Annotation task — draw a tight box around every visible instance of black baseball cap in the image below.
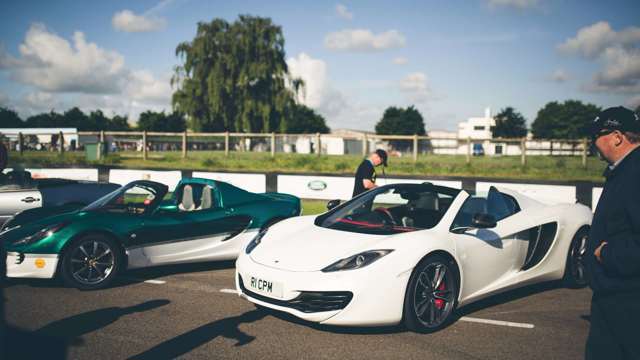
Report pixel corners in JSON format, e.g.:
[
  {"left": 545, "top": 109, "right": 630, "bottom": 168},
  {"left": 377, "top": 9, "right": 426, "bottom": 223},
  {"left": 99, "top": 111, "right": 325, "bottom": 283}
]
[
  {"left": 591, "top": 106, "right": 640, "bottom": 136},
  {"left": 375, "top": 149, "right": 388, "bottom": 167}
]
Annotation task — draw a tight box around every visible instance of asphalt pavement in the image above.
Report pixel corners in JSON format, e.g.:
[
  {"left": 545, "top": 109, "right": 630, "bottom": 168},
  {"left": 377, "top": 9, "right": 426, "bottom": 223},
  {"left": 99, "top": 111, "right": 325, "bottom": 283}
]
[{"left": 3, "top": 261, "right": 592, "bottom": 360}]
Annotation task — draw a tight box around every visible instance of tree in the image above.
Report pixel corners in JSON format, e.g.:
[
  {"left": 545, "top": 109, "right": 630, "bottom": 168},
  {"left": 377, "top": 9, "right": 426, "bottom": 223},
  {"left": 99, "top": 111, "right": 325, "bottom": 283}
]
[
  {"left": 63, "top": 107, "right": 89, "bottom": 130},
  {"left": 635, "top": 105, "right": 639, "bottom": 116},
  {"left": 137, "top": 111, "right": 186, "bottom": 132},
  {"left": 492, "top": 107, "right": 527, "bottom": 138},
  {"left": 286, "top": 104, "right": 329, "bottom": 133},
  {"left": 375, "top": 106, "right": 426, "bottom": 151},
  {"left": 531, "top": 100, "right": 601, "bottom": 139},
  {"left": 375, "top": 106, "right": 426, "bottom": 135},
  {"left": 109, "top": 115, "right": 130, "bottom": 131},
  {"left": 0, "top": 107, "right": 24, "bottom": 128},
  {"left": 172, "top": 16, "right": 303, "bottom": 133},
  {"left": 25, "top": 111, "right": 64, "bottom": 128}
]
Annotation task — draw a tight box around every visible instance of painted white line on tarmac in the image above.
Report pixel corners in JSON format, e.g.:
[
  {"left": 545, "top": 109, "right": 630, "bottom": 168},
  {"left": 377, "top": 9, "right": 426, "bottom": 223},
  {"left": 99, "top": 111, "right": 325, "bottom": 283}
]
[
  {"left": 220, "top": 288, "right": 239, "bottom": 294},
  {"left": 123, "top": 277, "right": 166, "bottom": 285},
  {"left": 459, "top": 316, "right": 534, "bottom": 329}
]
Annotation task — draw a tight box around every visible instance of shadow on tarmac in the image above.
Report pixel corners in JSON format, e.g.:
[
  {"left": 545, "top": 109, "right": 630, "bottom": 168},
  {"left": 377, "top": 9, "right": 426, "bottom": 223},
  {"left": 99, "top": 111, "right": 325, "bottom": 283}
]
[
  {"left": 4, "top": 299, "right": 170, "bottom": 360},
  {"left": 128, "top": 308, "right": 267, "bottom": 360},
  {"left": 6, "top": 259, "right": 236, "bottom": 290}
]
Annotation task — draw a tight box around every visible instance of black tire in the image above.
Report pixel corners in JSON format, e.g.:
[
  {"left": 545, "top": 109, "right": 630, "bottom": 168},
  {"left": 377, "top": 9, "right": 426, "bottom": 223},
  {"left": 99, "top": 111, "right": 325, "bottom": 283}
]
[
  {"left": 563, "top": 227, "right": 590, "bottom": 289},
  {"left": 403, "top": 254, "right": 458, "bottom": 333},
  {"left": 60, "top": 234, "right": 123, "bottom": 290}
]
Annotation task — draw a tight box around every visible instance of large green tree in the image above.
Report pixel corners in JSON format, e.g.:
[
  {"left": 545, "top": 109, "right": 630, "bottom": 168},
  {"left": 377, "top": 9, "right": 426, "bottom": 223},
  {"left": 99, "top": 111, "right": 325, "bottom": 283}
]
[
  {"left": 375, "top": 106, "right": 426, "bottom": 135},
  {"left": 172, "top": 15, "right": 303, "bottom": 133},
  {"left": 287, "top": 104, "right": 329, "bottom": 133},
  {"left": 0, "top": 107, "right": 24, "bottom": 128},
  {"left": 137, "top": 111, "right": 186, "bottom": 132},
  {"left": 492, "top": 107, "right": 528, "bottom": 138},
  {"left": 635, "top": 104, "right": 639, "bottom": 116},
  {"left": 531, "top": 100, "right": 601, "bottom": 139}
]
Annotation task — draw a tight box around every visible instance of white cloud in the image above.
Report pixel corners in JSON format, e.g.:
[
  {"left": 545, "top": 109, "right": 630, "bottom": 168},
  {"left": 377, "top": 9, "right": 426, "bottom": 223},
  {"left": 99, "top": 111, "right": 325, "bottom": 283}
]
[
  {"left": 487, "top": 0, "right": 539, "bottom": 9},
  {"left": 627, "top": 95, "right": 640, "bottom": 110},
  {"left": 5, "top": 24, "right": 126, "bottom": 94},
  {"left": 324, "top": 29, "right": 406, "bottom": 52},
  {"left": 286, "top": 52, "right": 348, "bottom": 120},
  {"left": 400, "top": 72, "right": 432, "bottom": 104},
  {"left": 0, "top": 24, "right": 172, "bottom": 122},
  {"left": 558, "top": 21, "right": 640, "bottom": 59},
  {"left": 112, "top": 10, "right": 166, "bottom": 33},
  {"left": 392, "top": 57, "right": 408, "bottom": 65},
  {"left": 0, "top": 92, "right": 8, "bottom": 107},
  {"left": 550, "top": 69, "right": 569, "bottom": 83},
  {"left": 335, "top": 4, "right": 353, "bottom": 20},
  {"left": 560, "top": 22, "right": 640, "bottom": 95}
]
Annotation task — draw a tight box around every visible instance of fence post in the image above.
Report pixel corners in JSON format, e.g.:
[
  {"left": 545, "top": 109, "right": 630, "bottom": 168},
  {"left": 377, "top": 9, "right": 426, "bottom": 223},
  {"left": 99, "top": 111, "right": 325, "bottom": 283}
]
[
  {"left": 271, "top": 132, "right": 275, "bottom": 158},
  {"left": 466, "top": 137, "right": 471, "bottom": 164},
  {"left": 59, "top": 131, "right": 64, "bottom": 154},
  {"left": 521, "top": 137, "right": 527, "bottom": 166},
  {"left": 224, "top": 131, "right": 230, "bottom": 156},
  {"left": 362, "top": 133, "right": 368, "bottom": 156},
  {"left": 18, "top": 132, "right": 23, "bottom": 155},
  {"left": 582, "top": 138, "right": 588, "bottom": 168},
  {"left": 142, "top": 131, "right": 148, "bottom": 160},
  {"left": 99, "top": 130, "right": 105, "bottom": 160},
  {"left": 316, "top": 132, "right": 321, "bottom": 156},
  {"left": 182, "top": 131, "right": 187, "bottom": 159},
  {"left": 413, "top": 134, "right": 418, "bottom": 163}
]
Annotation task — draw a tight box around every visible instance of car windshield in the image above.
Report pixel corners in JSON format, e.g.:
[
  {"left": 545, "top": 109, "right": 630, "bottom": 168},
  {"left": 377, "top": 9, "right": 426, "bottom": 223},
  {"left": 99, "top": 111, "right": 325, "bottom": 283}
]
[
  {"left": 316, "top": 183, "right": 460, "bottom": 235},
  {"left": 82, "top": 182, "right": 162, "bottom": 214}
]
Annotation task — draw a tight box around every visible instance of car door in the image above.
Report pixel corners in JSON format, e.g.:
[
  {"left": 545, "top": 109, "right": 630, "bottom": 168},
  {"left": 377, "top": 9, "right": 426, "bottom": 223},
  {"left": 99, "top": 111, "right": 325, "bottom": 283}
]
[
  {"left": 450, "top": 188, "right": 532, "bottom": 300},
  {"left": 132, "top": 184, "right": 252, "bottom": 265},
  {"left": 0, "top": 186, "right": 42, "bottom": 225}
]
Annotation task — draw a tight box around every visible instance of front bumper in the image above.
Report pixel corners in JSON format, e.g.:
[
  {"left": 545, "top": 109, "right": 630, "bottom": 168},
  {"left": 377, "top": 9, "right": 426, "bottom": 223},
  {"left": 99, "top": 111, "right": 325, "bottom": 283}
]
[
  {"left": 6, "top": 252, "right": 59, "bottom": 279},
  {"left": 235, "top": 252, "right": 411, "bottom": 326}
]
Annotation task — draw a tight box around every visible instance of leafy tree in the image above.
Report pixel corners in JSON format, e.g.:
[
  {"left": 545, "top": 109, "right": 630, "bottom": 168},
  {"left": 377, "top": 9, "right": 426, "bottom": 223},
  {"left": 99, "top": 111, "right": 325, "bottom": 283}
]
[
  {"left": 137, "top": 111, "right": 186, "bottom": 132},
  {"left": 531, "top": 100, "right": 601, "bottom": 139},
  {"left": 635, "top": 104, "right": 639, "bottom": 116},
  {"left": 25, "top": 111, "right": 65, "bottom": 128},
  {"left": 62, "top": 107, "right": 89, "bottom": 130},
  {"left": 375, "top": 106, "right": 426, "bottom": 135},
  {"left": 375, "top": 106, "right": 426, "bottom": 151},
  {"left": 172, "top": 15, "right": 303, "bottom": 133},
  {"left": 0, "top": 107, "right": 24, "bottom": 128},
  {"left": 492, "top": 107, "right": 528, "bottom": 138},
  {"left": 109, "top": 115, "right": 130, "bottom": 131},
  {"left": 286, "top": 104, "right": 329, "bottom": 133}
]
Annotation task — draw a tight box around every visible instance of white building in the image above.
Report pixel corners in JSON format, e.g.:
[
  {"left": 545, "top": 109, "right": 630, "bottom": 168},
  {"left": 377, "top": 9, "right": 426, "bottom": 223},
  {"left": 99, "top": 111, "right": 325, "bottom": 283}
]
[{"left": 457, "top": 108, "right": 496, "bottom": 140}]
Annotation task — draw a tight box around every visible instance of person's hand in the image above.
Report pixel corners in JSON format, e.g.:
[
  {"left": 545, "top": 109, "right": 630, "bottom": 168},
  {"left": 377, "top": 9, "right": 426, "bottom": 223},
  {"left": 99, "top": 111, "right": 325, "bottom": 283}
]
[{"left": 595, "top": 242, "right": 607, "bottom": 263}]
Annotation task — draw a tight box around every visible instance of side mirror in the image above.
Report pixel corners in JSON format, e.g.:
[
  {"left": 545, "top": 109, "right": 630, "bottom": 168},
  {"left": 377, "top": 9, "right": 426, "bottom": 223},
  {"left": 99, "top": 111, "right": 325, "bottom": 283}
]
[
  {"left": 472, "top": 213, "right": 497, "bottom": 229},
  {"left": 326, "top": 199, "right": 341, "bottom": 211}
]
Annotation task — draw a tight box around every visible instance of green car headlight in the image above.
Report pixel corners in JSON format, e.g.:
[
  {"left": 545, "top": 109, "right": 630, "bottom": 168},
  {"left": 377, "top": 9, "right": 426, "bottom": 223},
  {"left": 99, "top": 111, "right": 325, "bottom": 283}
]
[
  {"left": 13, "top": 222, "right": 69, "bottom": 246},
  {"left": 321, "top": 250, "right": 394, "bottom": 272},
  {"left": 245, "top": 229, "right": 268, "bottom": 254}
]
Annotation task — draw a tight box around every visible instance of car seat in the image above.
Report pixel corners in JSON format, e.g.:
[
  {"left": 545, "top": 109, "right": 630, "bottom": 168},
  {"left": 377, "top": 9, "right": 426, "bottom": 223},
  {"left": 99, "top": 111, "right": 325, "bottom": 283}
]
[
  {"left": 197, "top": 186, "right": 213, "bottom": 210},
  {"left": 179, "top": 185, "right": 196, "bottom": 211}
]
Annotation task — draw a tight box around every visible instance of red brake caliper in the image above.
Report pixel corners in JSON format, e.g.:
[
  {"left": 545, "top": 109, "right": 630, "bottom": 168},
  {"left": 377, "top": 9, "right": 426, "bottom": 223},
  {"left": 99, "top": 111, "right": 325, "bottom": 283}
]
[{"left": 434, "top": 281, "right": 446, "bottom": 309}]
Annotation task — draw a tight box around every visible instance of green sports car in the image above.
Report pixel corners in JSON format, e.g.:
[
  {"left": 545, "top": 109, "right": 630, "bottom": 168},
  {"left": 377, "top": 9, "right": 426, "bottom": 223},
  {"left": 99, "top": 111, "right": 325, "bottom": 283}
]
[{"left": 3, "top": 177, "right": 300, "bottom": 289}]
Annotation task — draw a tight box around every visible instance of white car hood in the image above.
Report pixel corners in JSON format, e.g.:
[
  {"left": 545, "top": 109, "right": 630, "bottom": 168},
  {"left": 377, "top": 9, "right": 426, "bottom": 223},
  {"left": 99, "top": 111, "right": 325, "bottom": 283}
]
[{"left": 249, "top": 215, "right": 388, "bottom": 272}]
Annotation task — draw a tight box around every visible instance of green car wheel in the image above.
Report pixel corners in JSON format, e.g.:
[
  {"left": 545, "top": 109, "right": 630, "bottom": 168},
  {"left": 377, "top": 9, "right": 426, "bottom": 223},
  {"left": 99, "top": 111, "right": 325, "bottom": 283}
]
[{"left": 61, "top": 234, "right": 123, "bottom": 290}]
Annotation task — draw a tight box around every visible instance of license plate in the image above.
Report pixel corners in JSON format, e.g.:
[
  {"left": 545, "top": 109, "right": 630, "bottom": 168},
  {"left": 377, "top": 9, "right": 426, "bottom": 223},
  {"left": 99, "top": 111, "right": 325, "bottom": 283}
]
[{"left": 247, "top": 275, "right": 283, "bottom": 299}]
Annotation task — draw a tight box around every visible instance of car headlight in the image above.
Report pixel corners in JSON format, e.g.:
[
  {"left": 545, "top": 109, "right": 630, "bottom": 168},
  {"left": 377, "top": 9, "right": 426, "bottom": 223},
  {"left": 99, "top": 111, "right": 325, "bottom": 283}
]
[
  {"left": 13, "top": 222, "right": 69, "bottom": 246},
  {"left": 321, "top": 250, "right": 394, "bottom": 272},
  {"left": 245, "top": 229, "right": 268, "bottom": 254}
]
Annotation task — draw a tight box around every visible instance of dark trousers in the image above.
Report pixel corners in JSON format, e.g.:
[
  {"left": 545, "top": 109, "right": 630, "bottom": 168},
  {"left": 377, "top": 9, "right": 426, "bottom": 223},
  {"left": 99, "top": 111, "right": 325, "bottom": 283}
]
[{"left": 586, "top": 292, "right": 640, "bottom": 360}]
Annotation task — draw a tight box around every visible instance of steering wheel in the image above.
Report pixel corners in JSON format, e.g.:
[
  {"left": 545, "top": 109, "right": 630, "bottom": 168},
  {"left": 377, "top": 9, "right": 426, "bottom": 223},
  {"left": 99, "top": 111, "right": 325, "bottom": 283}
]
[{"left": 374, "top": 207, "right": 397, "bottom": 226}]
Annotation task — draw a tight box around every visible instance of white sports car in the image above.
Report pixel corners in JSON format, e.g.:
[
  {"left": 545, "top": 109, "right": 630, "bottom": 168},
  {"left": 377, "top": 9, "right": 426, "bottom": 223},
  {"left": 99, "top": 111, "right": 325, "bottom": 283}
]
[{"left": 235, "top": 183, "right": 592, "bottom": 332}]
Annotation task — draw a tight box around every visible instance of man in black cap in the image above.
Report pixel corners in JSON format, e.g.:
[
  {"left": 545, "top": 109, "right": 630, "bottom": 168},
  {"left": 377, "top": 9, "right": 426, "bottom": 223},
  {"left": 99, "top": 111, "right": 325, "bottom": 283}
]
[
  {"left": 352, "top": 149, "right": 387, "bottom": 197},
  {"left": 585, "top": 106, "right": 640, "bottom": 360}
]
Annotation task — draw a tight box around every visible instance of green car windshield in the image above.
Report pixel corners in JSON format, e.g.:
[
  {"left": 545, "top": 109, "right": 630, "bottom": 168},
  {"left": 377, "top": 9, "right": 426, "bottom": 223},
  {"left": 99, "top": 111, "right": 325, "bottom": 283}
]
[{"left": 82, "top": 181, "right": 167, "bottom": 215}]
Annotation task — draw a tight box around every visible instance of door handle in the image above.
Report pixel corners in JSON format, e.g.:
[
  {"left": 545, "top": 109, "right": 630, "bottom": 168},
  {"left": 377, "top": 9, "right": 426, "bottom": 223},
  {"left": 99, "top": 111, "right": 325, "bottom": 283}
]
[
  {"left": 21, "top": 197, "right": 40, "bottom": 203},
  {"left": 225, "top": 208, "right": 235, "bottom": 215}
]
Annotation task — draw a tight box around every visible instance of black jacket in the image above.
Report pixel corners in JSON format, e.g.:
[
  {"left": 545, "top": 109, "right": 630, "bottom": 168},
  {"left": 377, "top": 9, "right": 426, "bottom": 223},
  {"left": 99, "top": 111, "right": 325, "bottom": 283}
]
[{"left": 586, "top": 146, "right": 640, "bottom": 294}]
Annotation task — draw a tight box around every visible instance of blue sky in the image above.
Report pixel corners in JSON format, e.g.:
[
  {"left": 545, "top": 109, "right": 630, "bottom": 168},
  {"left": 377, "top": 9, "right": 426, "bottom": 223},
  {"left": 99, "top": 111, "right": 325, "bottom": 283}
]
[{"left": 0, "top": 0, "right": 638, "bottom": 131}]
